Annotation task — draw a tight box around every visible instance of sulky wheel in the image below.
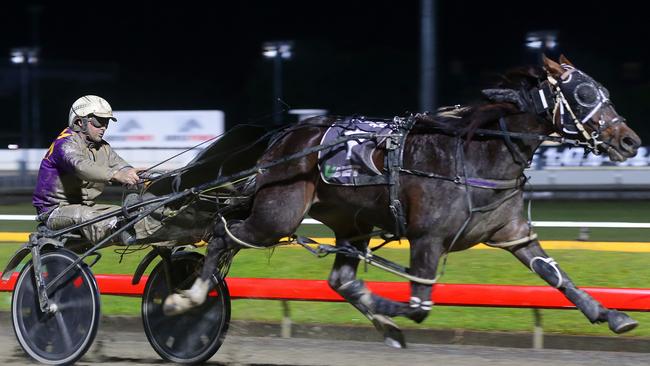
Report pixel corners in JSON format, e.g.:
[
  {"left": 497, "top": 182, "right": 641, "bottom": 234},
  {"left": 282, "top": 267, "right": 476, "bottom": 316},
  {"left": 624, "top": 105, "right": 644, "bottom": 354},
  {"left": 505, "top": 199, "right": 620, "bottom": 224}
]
[
  {"left": 11, "top": 248, "right": 100, "bottom": 365},
  {"left": 142, "top": 251, "right": 231, "bottom": 364}
]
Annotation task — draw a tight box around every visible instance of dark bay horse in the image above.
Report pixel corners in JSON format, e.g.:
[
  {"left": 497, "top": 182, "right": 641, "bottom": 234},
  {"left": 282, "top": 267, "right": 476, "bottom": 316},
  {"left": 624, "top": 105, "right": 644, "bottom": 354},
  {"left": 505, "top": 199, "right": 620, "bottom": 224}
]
[{"left": 164, "top": 55, "right": 642, "bottom": 347}]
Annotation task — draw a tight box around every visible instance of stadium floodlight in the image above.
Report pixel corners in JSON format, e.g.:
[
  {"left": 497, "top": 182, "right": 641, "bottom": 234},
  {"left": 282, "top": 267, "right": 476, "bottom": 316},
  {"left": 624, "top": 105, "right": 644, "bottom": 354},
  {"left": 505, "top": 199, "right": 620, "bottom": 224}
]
[
  {"left": 262, "top": 41, "right": 293, "bottom": 59},
  {"left": 262, "top": 41, "right": 294, "bottom": 124},
  {"left": 525, "top": 31, "right": 558, "bottom": 50},
  {"left": 10, "top": 47, "right": 39, "bottom": 64}
]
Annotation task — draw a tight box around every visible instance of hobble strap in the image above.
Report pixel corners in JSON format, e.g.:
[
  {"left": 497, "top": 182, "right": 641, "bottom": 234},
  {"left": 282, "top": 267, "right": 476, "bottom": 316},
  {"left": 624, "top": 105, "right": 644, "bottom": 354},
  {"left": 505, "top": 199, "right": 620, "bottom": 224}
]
[
  {"left": 530, "top": 256, "right": 563, "bottom": 289},
  {"left": 485, "top": 233, "right": 538, "bottom": 248}
]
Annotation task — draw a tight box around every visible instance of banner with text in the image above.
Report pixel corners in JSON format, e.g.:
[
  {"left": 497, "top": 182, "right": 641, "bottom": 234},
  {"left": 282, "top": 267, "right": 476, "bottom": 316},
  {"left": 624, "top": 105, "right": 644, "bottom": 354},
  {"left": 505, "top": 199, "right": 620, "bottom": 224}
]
[
  {"left": 530, "top": 146, "right": 650, "bottom": 169},
  {"left": 104, "top": 110, "right": 224, "bottom": 148}
]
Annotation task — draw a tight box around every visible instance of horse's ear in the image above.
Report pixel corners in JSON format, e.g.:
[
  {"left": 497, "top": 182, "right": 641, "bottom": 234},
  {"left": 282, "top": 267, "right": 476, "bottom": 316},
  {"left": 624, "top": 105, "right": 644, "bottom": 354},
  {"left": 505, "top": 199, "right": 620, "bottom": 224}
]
[
  {"left": 542, "top": 54, "right": 564, "bottom": 77},
  {"left": 559, "top": 54, "right": 574, "bottom": 66}
]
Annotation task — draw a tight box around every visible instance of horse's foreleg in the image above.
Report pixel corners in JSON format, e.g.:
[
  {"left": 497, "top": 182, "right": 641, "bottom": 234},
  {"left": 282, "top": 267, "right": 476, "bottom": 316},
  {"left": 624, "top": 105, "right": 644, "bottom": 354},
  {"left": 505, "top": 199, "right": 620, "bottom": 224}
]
[
  {"left": 509, "top": 240, "right": 638, "bottom": 333},
  {"left": 404, "top": 237, "right": 445, "bottom": 323}
]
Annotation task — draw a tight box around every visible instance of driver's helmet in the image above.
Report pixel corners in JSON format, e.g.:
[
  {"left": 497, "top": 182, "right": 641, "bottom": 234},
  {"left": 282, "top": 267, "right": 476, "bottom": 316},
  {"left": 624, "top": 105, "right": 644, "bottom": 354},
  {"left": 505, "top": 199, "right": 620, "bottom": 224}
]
[{"left": 68, "top": 95, "right": 117, "bottom": 128}]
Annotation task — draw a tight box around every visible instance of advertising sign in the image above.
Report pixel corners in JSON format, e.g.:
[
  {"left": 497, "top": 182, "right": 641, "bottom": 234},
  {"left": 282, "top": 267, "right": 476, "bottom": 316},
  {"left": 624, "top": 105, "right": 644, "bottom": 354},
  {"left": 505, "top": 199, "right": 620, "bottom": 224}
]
[
  {"left": 531, "top": 146, "right": 650, "bottom": 169},
  {"left": 104, "top": 110, "right": 224, "bottom": 148}
]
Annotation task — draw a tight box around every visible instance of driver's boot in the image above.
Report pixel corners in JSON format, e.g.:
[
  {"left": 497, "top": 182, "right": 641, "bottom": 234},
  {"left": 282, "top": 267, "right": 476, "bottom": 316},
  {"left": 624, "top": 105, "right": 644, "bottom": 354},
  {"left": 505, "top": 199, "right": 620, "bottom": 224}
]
[
  {"left": 114, "top": 220, "right": 137, "bottom": 245},
  {"left": 119, "top": 230, "right": 137, "bottom": 245}
]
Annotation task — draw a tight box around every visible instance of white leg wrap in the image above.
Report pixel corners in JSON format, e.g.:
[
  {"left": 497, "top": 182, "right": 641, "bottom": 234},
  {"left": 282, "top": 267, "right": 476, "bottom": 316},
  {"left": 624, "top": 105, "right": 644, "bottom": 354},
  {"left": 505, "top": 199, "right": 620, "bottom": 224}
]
[
  {"left": 409, "top": 296, "right": 433, "bottom": 310},
  {"left": 409, "top": 296, "right": 422, "bottom": 308},
  {"left": 162, "top": 278, "right": 211, "bottom": 316}
]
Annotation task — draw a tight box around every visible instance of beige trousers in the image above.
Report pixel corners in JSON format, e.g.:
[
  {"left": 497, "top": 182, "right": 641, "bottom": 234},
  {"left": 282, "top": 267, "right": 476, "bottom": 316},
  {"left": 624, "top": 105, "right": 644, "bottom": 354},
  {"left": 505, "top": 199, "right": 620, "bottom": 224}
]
[{"left": 46, "top": 204, "right": 161, "bottom": 244}]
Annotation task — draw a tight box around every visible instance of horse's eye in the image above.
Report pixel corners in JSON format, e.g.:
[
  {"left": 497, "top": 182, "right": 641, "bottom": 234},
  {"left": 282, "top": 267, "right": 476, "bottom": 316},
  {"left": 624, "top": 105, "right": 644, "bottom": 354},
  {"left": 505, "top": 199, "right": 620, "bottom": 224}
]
[{"left": 574, "top": 83, "right": 600, "bottom": 107}]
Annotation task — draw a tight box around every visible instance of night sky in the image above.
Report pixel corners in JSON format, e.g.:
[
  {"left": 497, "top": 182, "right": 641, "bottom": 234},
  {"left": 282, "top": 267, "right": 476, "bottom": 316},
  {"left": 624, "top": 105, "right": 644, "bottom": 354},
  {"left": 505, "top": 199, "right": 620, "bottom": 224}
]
[{"left": 2, "top": 1, "right": 650, "bottom": 147}]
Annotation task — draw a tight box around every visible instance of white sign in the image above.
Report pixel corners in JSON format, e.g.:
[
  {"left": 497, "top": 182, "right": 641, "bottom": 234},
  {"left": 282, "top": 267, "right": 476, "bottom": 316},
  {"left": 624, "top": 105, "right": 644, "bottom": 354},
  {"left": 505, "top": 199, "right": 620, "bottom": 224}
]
[
  {"left": 104, "top": 110, "right": 224, "bottom": 148},
  {"left": 531, "top": 146, "right": 650, "bottom": 169}
]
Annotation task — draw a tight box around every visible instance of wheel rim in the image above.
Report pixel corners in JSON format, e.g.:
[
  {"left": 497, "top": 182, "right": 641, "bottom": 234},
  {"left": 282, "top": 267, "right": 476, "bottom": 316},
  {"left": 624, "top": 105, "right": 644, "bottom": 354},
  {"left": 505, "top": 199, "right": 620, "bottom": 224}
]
[
  {"left": 12, "top": 250, "right": 99, "bottom": 365},
  {"left": 143, "top": 254, "right": 230, "bottom": 363}
]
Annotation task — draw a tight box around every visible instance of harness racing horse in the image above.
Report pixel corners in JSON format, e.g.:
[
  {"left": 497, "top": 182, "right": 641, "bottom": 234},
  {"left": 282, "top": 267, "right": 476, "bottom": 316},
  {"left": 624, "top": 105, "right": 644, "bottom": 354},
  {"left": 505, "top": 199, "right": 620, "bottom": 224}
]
[{"left": 164, "top": 55, "right": 642, "bottom": 347}]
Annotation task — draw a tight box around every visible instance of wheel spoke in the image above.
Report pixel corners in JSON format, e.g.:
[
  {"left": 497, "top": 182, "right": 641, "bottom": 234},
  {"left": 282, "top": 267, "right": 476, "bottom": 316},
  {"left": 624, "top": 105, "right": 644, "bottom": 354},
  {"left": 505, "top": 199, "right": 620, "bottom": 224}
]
[
  {"left": 25, "top": 318, "right": 46, "bottom": 340},
  {"left": 55, "top": 297, "right": 93, "bottom": 312},
  {"left": 55, "top": 311, "right": 74, "bottom": 350}
]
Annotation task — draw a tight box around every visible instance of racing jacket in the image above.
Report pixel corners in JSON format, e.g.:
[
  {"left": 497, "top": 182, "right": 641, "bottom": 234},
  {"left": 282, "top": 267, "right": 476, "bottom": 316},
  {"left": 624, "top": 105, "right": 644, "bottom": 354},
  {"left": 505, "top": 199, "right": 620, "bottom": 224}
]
[{"left": 33, "top": 128, "right": 131, "bottom": 217}]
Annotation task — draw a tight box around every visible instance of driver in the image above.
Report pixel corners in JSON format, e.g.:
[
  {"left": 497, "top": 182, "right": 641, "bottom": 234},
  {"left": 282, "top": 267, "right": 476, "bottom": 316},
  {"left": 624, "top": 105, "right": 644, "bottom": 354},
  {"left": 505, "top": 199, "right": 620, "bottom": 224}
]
[{"left": 33, "top": 95, "right": 143, "bottom": 244}]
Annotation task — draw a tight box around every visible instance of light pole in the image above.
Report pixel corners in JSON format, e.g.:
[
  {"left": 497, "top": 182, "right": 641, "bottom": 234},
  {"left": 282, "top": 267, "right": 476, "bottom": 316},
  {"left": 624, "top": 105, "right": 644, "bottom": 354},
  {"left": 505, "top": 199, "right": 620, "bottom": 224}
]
[
  {"left": 10, "top": 47, "right": 39, "bottom": 149},
  {"left": 419, "top": 0, "right": 437, "bottom": 113},
  {"left": 262, "top": 41, "right": 293, "bottom": 125}
]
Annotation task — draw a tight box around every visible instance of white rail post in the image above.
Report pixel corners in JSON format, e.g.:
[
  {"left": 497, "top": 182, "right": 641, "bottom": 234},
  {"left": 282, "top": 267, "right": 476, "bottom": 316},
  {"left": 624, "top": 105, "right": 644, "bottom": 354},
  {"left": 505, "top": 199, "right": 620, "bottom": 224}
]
[
  {"left": 532, "top": 309, "right": 544, "bottom": 349},
  {"left": 281, "top": 300, "right": 292, "bottom": 338},
  {"left": 577, "top": 227, "right": 590, "bottom": 241}
]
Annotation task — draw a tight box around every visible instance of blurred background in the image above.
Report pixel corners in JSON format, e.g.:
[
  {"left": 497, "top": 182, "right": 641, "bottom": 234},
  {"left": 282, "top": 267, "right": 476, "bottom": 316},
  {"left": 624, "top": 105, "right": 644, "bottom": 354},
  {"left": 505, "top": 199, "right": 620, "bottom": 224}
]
[
  {"left": 1, "top": 0, "right": 649, "bottom": 198},
  {"left": 0, "top": 0, "right": 648, "bottom": 185},
  {"left": 2, "top": 1, "right": 650, "bottom": 139}
]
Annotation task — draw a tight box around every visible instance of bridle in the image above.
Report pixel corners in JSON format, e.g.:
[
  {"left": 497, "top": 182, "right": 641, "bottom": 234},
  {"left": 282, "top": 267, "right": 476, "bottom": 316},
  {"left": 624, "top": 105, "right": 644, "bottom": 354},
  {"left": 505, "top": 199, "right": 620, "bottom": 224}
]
[{"left": 528, "top": 64, "right": 624, "bottom": 155}]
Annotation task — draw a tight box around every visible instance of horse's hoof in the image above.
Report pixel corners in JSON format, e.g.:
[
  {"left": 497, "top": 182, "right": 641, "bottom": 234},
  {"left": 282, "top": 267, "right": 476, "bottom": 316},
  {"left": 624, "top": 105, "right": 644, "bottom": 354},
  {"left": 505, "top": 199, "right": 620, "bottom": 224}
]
[
  {"left": 608, "top": 310, "right": 638, "bottom": 334},
  {"left": 162, "top": 293, "right": 194, "bottom": 316},
  {"left": 384, "top": 334, "right": 405, "bottom": 349},
  {"left": 372, "top": 314, "right": 407, "bottom": 348}
]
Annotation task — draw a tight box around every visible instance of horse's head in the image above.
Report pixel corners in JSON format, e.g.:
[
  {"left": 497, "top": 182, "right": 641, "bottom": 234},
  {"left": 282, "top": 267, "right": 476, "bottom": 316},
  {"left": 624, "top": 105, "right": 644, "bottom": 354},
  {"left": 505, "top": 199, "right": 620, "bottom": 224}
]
[{"left": 542, "top": 55, "right": 641, "bottom": 161}]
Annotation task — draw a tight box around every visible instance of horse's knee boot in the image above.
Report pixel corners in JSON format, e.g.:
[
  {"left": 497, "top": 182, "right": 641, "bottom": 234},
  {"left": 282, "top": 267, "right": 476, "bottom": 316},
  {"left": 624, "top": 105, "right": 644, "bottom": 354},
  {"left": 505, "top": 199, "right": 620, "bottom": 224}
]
[
  {"left": 369, "top": 294, "right": 410, "bottom": 318},
  {"left": 337, "top": 280, "right": 373, "bottom": 311},
  {"left": 530, "top": 257, "right": 564, "bottom": 288},
  {"left": 338, "top": 280, "right": 408, "bottom": 317},
  {"left": 607, "top": 310, "right": 638, "bottom": 334}
]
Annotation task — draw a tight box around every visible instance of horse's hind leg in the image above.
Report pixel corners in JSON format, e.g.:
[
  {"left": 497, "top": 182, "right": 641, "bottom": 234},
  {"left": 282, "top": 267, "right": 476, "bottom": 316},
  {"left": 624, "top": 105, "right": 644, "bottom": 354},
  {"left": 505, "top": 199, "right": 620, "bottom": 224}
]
[
  {"left": 507, "top": 239, "right": 638, "bottom": 333},
  {"left": 164, "top": 178, "right": 316, "bottom": 315},
  {"left": 327, "top": 237, "right": 406, "bottom": 348},
  {"left": 325, "top": 221, "right": 420, "bottom": 348}
]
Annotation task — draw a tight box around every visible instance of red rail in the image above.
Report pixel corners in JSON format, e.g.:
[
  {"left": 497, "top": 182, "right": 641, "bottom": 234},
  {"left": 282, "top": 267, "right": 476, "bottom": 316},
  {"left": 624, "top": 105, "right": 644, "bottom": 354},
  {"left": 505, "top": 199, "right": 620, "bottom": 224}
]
[{"left": 2, "top": 272, "right": 650, "bottom": 311}]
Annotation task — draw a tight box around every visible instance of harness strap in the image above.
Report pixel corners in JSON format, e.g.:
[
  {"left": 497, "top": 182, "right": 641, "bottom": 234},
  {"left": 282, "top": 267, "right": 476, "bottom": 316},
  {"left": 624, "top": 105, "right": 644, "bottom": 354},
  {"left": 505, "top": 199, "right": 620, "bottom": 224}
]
[
  {"left": 470, "top": 189, "right": 521, "bottom": 213},
  {"left": 498, "top": 117, "right": 528, "bottom": 166},
  {"left": 400, "top": 168, "right": 525, "bottom": 190},
  {"left": 484, "top": 233, "right": 538, "bottom": 248},
  {"left": 386, "top": 115, "right": 417, "bottom": 236}
]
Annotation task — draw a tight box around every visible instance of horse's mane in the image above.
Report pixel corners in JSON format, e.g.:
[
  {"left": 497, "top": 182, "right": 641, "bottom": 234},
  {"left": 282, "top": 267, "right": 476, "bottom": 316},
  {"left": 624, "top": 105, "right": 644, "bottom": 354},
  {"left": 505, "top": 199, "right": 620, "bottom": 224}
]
[{"left": 414, "top": 65, "right": 546, "bottom": 138}]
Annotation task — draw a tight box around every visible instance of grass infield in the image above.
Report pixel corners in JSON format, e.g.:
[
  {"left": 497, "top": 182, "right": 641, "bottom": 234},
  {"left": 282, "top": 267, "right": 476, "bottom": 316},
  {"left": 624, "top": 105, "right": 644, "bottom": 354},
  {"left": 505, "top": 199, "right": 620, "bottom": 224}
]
[{"left": 1, "top": 200, "right": 649, "bottom": 336}]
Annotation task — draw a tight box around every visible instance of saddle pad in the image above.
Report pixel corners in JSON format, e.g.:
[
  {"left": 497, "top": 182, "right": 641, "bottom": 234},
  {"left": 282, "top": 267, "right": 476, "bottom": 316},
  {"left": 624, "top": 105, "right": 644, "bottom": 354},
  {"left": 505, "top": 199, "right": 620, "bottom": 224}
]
[{"left": 318, "top": 117, "right": 392, "bottom": 186}]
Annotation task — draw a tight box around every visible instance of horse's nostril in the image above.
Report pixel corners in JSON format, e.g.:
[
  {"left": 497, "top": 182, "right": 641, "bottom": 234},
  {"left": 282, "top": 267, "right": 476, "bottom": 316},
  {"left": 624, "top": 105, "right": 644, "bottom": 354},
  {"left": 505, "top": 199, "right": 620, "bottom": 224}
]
[{"left": 622, "top": 136, "right": 639, "bottom": 150}]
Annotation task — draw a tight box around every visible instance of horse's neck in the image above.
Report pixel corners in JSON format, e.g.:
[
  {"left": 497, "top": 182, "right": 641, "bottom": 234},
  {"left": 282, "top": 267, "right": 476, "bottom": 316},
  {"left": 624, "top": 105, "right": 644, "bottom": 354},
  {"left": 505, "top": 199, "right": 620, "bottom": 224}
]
[
  {"left": 405, "top": 115, "right": 551, "bottom": 180},
  {"left": 471, "top": 114, "right": 553, "bottom": 178}
]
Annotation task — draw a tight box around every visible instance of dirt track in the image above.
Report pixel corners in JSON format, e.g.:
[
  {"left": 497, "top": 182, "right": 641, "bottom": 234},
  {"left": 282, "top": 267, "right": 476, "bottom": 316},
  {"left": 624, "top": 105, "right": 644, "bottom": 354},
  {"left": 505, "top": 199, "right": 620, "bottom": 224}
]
[{"left": 2, "top": 323, "right": 650, "bottom": 366}]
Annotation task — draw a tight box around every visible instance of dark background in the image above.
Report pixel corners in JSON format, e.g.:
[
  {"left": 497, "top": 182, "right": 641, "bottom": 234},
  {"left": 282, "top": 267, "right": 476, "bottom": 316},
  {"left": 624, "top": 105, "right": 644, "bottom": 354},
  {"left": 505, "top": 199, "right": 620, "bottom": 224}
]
[{"left": 1, "top": 0, "right": 649, "bottom": 147}]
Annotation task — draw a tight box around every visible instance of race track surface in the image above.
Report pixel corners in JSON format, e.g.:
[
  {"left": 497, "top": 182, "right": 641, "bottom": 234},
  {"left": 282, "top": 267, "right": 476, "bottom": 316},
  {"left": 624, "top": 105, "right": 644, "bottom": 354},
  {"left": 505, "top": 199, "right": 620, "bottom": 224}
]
[{"left": 2, "top": 326, "right": 650, "bottom": 366}]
